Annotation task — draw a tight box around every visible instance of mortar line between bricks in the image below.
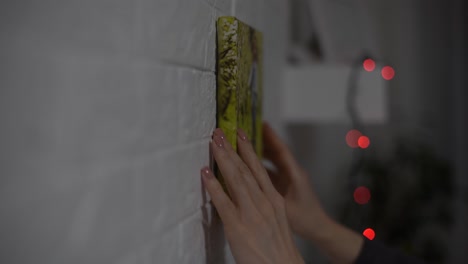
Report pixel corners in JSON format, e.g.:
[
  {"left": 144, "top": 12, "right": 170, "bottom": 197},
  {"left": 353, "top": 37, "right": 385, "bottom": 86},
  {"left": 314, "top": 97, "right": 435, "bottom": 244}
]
[
  {"left": 137, "top": 201, "right": 213, "bottom": 248},
  {"left": 28, "top": 46, "right": 217, "bottom": 74},
  {"left": 157, "top": 58, "right": 215, "bottom": 73},
  {"left": 134, "top": 137, "right": 213, "bottom": 163},
  {"left": 82, "top": 138, "right": 215, "bottom": 185},
  {"left": 203, "top": 0, "right": 228, "bottom": 14}
]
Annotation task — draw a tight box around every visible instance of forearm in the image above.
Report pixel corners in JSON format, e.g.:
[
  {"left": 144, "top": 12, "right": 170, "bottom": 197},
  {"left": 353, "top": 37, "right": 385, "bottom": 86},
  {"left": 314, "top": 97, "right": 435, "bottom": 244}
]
[
  {"left": 302, "top": 214, "right": 428, "bottom": 264},
  {"left": 303, "top": 215, "right": 364, "bottom": 264}
]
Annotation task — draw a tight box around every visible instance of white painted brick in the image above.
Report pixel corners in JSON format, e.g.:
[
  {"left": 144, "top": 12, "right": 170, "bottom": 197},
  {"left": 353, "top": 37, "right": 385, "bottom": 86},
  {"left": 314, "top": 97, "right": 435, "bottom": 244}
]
[
  {"left": 0, "top": 160, "right": 138, "bottom": 264},
  {"left": 2, "top": 52, "right": 139, "bottom": 169},
  {"left": 113, "top": 252, "right": 144, "bottom": 264},
  {"left": 205, "top": 0, "right": 232, "bottom": 13},
  {"left": 0, "top": 0, "right": 290, "bottom": 263},
  {"left": 205, "top": 8, "right": 230, "bottom": 71},
  {"left": 0, "top": 52, "right": 75, "bottom": 178},
  {"left": 50, "top": 54, "right": 144, "bottom": 166},
  {"left": 137, "top": 0, "right": 215, "bottom": 70},
  {"left": 0, "top": 0, "right": 139, "bottom": 55},
  {"left": 0, "top": 170, "right": 87, "bottom": 264},
  {"left": 177, "top": 69, "right": 216, "bottom": 144},
  {"left": 135, "top": 62, "right": 180, "bottom": 152},
  {"left": 135, "top": 63, "right": 215, "bottom": 152},
  {"left": 179, "top": 211, "right": 206, "bottom": 264},
  {"left": 144, "top": 228, "right": 180, "bottom": 264},
  {"left": 135, "top": 140, "right": 211, "bottom": 243},
  {"left": 58, "top": 164, "right": 138, "bottom": 264},
  {"left": 137, "top": 204, "right": 225, "bottom": 264},
  {"left": 1, "top": 45, "right": 142, "bottom": 263}
]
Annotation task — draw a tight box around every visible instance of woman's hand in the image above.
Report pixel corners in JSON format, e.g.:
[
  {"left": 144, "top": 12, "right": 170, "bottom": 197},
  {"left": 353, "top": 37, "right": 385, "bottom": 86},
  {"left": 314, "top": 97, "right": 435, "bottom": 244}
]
[
  {"left": 201, "top": 128, "right": 304, "bottom": 264},
  {"left": 262, "top": 123, "right": 364, "bottom": 264},
  {"left": 262, "top": 123, "right": 329, "bottom": 240}
]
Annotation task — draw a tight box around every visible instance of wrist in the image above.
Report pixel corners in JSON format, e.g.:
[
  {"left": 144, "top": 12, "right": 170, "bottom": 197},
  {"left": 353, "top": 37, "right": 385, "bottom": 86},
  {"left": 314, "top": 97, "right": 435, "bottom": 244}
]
[
  {"left": 303, "top": 211, "right": 335, "bottom": 243},
  {"left": 305, "top": 214, "right": 364, "bottom": 264}
]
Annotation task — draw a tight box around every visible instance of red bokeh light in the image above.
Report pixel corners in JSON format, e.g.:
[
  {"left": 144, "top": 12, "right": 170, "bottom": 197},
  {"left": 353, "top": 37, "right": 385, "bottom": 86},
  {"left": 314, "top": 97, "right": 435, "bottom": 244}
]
[
  {"left": 358, "top": 136, "right": 370, "bottom": 149},
  {"left": 346, "top": 129, "right": 362, "bottom": 148},
  {"left": 363, "top": 59, "right": 376, "bottom": 72},
  {"left": 363, "top": 228, "right": 376, "bottom": 240},
  {"left": 354, "top": 186, "right": 371, "bottom": 205},
  {"left": 381, "top": 66, "right": 395, "bottom": 80}
]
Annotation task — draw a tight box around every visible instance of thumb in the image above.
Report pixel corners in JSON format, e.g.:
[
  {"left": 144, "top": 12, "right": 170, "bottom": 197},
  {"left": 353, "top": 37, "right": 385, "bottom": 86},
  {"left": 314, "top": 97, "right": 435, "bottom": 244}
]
[{"left": 262, "top": 122, "right": 300, "bottom": 177}]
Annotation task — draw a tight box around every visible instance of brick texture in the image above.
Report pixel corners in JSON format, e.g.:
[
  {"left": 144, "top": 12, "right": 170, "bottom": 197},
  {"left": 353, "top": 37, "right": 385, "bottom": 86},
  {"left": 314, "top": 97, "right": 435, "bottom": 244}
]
[{"left": 0, "top": 0, "right": 287, "bottom": 263}]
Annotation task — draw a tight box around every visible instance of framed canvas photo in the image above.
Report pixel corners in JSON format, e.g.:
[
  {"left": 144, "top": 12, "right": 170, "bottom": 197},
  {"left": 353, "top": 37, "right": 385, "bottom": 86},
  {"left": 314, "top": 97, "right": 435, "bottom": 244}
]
[{"left": 216, "top": 17, "right": 263, "bottom": 190}]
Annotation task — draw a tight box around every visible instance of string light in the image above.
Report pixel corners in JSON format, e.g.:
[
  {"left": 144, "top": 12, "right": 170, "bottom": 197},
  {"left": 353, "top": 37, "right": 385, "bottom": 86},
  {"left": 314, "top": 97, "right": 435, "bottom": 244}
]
[
  {"left": 346, "top": 129, "right": 362, "bottom": 148},
  {"left": 351, "top": 56, "right": 391, "bottom": 240},
  {"left": 358, "top": 136, "right": 370, "bottom": 149},
  {"left": 363, "top": 228, "right": 376, "bottom": 240},
  {"left": 381, "top": 66, "right": 395, "bottom": 80},
  {"left": 354, "top": 186, "right": 371, "bottom": 205},
  {"left": 363, "top": 59, "right": 376, "bottom": 72}
]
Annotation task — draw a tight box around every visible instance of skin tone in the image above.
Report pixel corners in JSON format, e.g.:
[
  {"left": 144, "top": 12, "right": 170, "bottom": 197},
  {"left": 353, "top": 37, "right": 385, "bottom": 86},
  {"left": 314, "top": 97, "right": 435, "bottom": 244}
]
[
  {"left": 201, "top": 127, "right": 304, "bottom": 264},
  {"left": 201, "top": 123, "right": 364, "bottom": 264},
  {"left": 262, "top": 122, "right": 364, "bottom": 264}
]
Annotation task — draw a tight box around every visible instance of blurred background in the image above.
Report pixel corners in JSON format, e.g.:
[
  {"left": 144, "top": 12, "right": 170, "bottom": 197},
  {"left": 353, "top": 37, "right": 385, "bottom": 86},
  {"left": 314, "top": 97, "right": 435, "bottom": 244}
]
[
  {"left": 0, "top": 0, "right": 466, "bottom": 263},
  {"left": 284, "top": 1, "right": 467, "bottom": 264}
]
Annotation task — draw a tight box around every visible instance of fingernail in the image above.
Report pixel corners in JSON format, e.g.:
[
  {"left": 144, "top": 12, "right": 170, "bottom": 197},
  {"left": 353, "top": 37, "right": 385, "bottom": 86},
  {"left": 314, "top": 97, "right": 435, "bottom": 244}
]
[
  {"left": 201, "top": 167, "right": 213, "bottom": 179},
  {"left": 212, "top": 135, "right": 224, "bottom": 148},
  {"left": 237, "top": 129, "right": 248, "bottom": 141},
  {"left": 214, "top": 128, "right": 225, "bottom": 139}
]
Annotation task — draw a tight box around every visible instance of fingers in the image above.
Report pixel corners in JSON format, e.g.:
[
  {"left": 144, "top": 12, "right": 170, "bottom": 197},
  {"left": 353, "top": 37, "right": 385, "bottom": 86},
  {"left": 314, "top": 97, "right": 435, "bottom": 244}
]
[
  {"left": 236, "top": 128, "right": 278, "bottom": 199},
  {"left": 265, "top": 167, "right": 287, "bottom": 196},
  {"left": 201, "top": 167, "right": 237, "bottom": 225},
  {"left": 262, "top": 122, "right": 299, "bottom": 176},
  {"left": 210, "top": 127, "right": 290, "bottom": 223},
  {"left": 236, "top": 132, "right": 292, "bottom": 238},
  {"left": 211, "top": 129, "right": 256, "bottom": 212}
]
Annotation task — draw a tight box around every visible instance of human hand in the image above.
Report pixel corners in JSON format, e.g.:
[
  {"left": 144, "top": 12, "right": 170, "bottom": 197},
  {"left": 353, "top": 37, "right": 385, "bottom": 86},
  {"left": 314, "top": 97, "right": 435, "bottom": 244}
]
[
  {"left": 262, "top": 123, "right": 330, "bottom": 241},
  {"left": 262, "top": 123, "right": 365, "bottom": 264},
  {"left": 201, "top": 128, "right": 304, "bottom": 264}
]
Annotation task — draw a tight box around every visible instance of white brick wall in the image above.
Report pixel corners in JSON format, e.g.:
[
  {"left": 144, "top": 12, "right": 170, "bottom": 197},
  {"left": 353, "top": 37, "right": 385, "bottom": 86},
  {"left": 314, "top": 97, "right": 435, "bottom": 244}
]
[{"left": 0, "top": 0, "right": 288, "bottom": 263}]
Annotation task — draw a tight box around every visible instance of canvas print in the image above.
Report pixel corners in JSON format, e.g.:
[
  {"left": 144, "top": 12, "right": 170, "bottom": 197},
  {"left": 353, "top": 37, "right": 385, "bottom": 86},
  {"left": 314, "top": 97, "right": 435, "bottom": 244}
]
[{"left": 216, "top": 17, "right": 263, "bottom": 191}]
